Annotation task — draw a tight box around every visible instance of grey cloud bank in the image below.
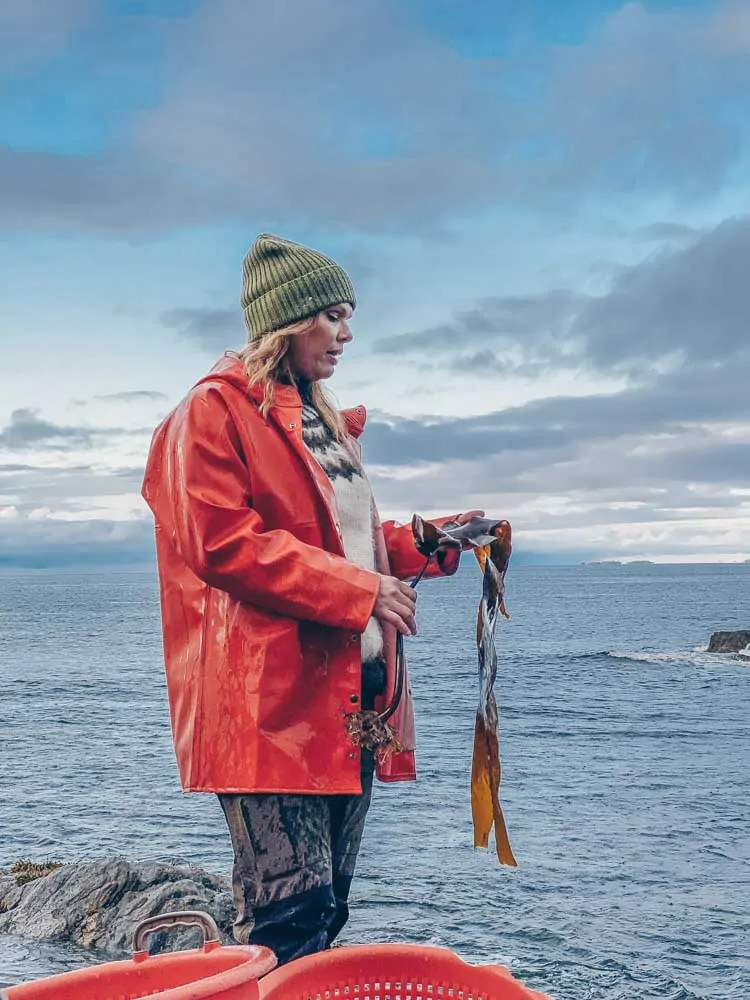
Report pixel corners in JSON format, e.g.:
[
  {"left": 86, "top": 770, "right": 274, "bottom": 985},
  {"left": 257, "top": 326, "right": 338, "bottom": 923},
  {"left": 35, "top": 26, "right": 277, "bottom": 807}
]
[
  {"left": 374, "top": 214, "right": 750, "bottom": 378},
  {"left": 94, "top": 391, "right": 169, "bottom": 404},
  {"left": 0, "top": 516, "right": 155, "bottom": 571},
  {"left": 361, "top": 356, "right": 750, "bottom": 470},
  {"left": 162, "top": 308, "right": 244, "bottom": 352},
  {"left": 0, "top": 410, "right": 96, "bottom": 451},
  {"left": 0, "top": 410, "right": 151, "bottom": 452},
  {"left": 0, "top": 0, "right": 90, "bottom": 77},
  {"left": 1, "top": 2, "right": 748, "bottom": 236}
]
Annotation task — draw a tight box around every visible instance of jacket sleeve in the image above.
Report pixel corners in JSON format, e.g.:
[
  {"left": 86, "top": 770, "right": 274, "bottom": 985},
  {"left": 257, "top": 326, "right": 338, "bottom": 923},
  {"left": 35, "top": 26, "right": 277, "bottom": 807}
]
[
  {"left": 149, "top": 388, "right": 380, "bottom": 631},
  {"left": 382, "top": 516, "right": 462, "bottom": 582}
]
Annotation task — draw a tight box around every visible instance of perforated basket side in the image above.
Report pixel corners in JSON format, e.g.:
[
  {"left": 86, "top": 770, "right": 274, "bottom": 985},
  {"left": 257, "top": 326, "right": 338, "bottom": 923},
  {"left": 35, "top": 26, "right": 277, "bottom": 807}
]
[{"left": 257, "top": 944, "right": 550, "bottom": 1000}]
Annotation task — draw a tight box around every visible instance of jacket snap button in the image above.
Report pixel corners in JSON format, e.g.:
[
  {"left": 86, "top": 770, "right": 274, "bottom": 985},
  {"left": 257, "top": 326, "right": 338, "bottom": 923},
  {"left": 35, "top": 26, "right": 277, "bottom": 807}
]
[
  {"left": 350, "top": 694, "right": 359, "bottom": 703},
  {"left": 350, "top": 634, "right": 358, "bottom": 643},
  {"left": 288, "top": 421, "right": 297, "bottom": 429},
  {"left": 348, "top": 752, "right": 357, "bottom": 760}
]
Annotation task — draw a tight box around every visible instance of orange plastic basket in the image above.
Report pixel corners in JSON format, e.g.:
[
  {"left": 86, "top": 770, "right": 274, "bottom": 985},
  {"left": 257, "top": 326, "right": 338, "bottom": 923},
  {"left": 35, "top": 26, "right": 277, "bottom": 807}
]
[
  {"left": 1, "top": 911, "right": 277, "bottom": 1000},
  {"left": 257, "top": 943, "right": 550, "bottom": 999}
]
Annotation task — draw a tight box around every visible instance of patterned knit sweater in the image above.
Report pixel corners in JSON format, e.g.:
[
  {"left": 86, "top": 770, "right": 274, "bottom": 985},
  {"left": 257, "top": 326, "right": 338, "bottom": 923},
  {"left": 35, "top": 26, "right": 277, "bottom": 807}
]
[{"left": 300, "top": 396, "right": 384, "bottom": 665}]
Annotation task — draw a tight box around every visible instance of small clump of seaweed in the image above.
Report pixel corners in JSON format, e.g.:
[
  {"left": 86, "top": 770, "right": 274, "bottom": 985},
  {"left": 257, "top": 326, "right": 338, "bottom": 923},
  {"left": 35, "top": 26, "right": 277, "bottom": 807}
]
[
  {"left": 344, "top": 710, "right": 402, "bottom": 763},
  {"left": 9, "top": 859, "right": 63, "bottom": 885}
]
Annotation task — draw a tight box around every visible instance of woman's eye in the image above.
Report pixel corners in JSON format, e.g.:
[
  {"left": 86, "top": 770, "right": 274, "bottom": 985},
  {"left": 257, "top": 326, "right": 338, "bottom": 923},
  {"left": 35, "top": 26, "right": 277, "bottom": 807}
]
[{"left": 327, "top": 312, "right": 340, "bottom": 322}]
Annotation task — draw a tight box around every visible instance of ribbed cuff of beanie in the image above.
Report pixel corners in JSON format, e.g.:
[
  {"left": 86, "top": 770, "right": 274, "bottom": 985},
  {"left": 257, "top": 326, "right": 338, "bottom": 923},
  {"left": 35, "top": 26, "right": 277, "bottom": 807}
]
[{"left": 244, "top": 265, "right": 356, "bottom": 339}]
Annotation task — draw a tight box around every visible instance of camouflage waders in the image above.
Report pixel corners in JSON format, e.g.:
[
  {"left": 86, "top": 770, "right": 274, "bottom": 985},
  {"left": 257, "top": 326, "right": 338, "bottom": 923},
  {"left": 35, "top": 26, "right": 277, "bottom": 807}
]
[{"left": 217, "top": 660, "right": 384, "bottom": 965}]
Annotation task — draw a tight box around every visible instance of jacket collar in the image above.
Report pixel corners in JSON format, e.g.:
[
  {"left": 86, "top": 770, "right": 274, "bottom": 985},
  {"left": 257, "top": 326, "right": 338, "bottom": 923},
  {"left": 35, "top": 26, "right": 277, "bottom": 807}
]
[{"left": 201, "top": 355, "right": 367, "bottom": 436}]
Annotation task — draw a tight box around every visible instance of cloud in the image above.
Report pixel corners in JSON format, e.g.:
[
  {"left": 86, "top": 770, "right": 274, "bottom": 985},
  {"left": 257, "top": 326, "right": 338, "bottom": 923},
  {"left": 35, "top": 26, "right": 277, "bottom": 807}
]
[
  {"left": 355, "top": 347, "right": 750, "bottom": 556},
  {"left": 161, "top": 307, "right": 244, "bottom": 352},
  {"left": 374, "top": 214, "right": 750, "bottom": 378},
  {"left": 0, "top": 145, "right": 236, "bottom": 234},
  {"left": 4, "top": 1, "right": 749, "bottom": 236},
  {"left": 361, "top": 352, "right": 750, "bottom": 470},
  {"left": 94, "top": 391, "right": 169, "bottom": 403},
  {"left": 702, "top": 0, "right": 750, "bottom": 55},
  {"left": 0, "top": 0, "right": 92, "bottom": 76},
  {"left": 0, "top": 514, "right": 155, "bottom": 570},
  {"left": 373, "top": 290, "right": 585, "bottom": 369},
  {"left": 0, "top": 459, "right": 154, "bottom": 568},
  {"left": 4, "top": 364, "right": 750, "bottom": 565},
  {"left": 0, "top": 409, "right": 97, "bottom": 450},
  {"left": 365, "top": 428, "right": 750, "bottom": 562},
  {"left": 0, "top": 463, "right": 38, "bottom": 474},
  {"left": 631, "top": 222, "right": 702, "bottom": 243},
  {"left": 528, "top": 1, "right": 750, "bottom": 205},
  {"left": 573, "top": 214, "right": 750, "bottom": 373},
  {"left": 133, "top": 0, "right": 507, "bottom": 234},
  {"left": 0, "top": 409, "right": 153, "bottom": 453},
  {"left": 131, "top": 0, "right": 750, "bottom": 231},
  {"left": 451, "top": 350, "right": 518, "bottom": 377},
  {"left": 0, "top": 463, "right": 146, "bottom": 511}
]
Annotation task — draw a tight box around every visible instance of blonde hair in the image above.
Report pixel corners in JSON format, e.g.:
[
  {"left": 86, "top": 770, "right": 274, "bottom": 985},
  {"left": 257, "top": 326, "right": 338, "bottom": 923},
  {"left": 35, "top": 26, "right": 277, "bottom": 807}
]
[{"left": 233, "top": 315, "right": 345, "bottom": 440}]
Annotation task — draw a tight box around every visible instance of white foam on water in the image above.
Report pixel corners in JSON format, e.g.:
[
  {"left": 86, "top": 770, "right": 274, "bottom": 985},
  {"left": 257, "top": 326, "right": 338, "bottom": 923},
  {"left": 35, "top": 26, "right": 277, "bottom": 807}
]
[{"left": 604, "top": 648, "right": 745, "bottom": 669}]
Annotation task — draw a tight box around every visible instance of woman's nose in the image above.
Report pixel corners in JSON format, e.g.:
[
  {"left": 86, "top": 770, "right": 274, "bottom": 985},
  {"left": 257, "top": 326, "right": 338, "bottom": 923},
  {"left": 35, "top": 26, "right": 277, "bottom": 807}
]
[{"left": 339, "top": 320, "right": 353, "bottom": 343}]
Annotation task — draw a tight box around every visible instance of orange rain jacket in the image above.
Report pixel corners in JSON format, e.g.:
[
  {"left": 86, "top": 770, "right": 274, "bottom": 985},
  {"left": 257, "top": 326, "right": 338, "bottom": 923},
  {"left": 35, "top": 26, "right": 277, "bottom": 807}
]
[{"left": 142, "top": 355, "right": 462, "bottom": 795}]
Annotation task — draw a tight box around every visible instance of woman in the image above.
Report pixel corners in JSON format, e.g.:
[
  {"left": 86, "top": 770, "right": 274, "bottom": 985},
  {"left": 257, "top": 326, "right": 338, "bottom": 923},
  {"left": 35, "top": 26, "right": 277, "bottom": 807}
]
[{"left": 142, "top": 234, "right": 481, "bottom": 965}]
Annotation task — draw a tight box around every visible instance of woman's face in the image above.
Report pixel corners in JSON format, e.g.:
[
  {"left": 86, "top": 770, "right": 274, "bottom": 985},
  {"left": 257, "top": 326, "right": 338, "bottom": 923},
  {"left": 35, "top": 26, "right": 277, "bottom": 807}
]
[{"left": 287, "top": 303, "right": 354, "bottom": 382}]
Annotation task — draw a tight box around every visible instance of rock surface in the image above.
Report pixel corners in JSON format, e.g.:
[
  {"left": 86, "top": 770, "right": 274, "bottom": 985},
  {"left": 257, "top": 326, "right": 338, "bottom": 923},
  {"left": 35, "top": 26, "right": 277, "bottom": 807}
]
[
  {"left": 0, "top": 859, "right": 234, "bottom": 958},
  {"left": 707, "top": 630, "right": 750, "bottom": 653}
]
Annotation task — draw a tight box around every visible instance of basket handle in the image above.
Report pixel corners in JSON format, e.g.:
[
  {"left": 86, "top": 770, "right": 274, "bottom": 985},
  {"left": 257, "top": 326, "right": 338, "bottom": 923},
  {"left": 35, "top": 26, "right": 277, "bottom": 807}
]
[{"left": 133, "top": 910, "right": 221, "bottom": 953}]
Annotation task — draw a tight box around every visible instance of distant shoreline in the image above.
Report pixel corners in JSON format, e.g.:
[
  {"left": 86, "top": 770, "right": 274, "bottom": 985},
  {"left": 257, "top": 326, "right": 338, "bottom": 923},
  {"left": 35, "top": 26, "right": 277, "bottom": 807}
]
[
  {"left": 2, "top": 559, "right": 750, "bottom": 577},
  {"left": 582, "top": 559, "right": 655, "bottom": 566}
]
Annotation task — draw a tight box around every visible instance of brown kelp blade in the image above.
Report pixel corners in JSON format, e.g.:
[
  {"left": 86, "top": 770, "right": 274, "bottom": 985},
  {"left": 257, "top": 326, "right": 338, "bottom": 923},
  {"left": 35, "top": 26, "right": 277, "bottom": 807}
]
[
  {"left": 471, "top": 711, "right": 518, "bottom": 866},
  {"left": 474, "top": 521, "right": 512, "bottom": 579},
  {"left": 471, "top": 712, "right": 493, "bottom": 849}
]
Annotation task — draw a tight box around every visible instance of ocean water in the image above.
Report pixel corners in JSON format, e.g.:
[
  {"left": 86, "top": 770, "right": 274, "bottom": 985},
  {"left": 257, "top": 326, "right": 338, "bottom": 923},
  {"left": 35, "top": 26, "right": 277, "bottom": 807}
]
[{"left": 1, "top": 562, "right": 748, "bottom": 998}]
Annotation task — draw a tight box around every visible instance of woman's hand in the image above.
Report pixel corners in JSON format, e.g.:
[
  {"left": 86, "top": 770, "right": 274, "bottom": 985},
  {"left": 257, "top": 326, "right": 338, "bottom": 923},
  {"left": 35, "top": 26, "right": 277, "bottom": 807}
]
[
  {"left": 456, "top": 509, "right": 485, "bottom": 524},
  {"left": 373, "top": 574, "right": 418, "bottom": 636}
]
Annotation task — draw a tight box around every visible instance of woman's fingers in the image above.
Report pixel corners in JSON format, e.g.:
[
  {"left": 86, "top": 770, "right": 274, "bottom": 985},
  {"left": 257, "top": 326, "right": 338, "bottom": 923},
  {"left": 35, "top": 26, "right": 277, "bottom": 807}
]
[
  {"left": 373, "top": 575, "right": 418, "bottom": 635},
  {"left": 386, "top": 609, "right": 415, "bottom": 636},
  {"left": 456, "top": 509, "right": 485, "bottom": 524}
]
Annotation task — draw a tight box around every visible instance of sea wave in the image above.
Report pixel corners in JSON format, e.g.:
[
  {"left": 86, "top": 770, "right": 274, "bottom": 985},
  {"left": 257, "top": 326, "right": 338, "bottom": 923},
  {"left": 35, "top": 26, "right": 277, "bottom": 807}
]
[
  {"left": 604, "top": 648, "right": 749, "bottom": 668},
  {"left": 563, "top": 648, "right": 749, "bottom": 668}
]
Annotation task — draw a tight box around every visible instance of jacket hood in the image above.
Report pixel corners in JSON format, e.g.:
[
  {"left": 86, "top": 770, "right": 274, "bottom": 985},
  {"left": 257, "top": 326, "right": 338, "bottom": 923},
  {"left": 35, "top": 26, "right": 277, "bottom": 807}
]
[{"left": 195, "top": 354, "right": 367, "bottom": 438}]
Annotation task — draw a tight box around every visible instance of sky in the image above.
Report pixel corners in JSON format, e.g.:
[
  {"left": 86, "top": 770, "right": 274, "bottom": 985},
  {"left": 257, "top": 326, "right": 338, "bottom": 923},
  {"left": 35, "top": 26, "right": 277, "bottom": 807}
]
[{"left": 1, "top": 0, "right": 750, "bottom": 569}]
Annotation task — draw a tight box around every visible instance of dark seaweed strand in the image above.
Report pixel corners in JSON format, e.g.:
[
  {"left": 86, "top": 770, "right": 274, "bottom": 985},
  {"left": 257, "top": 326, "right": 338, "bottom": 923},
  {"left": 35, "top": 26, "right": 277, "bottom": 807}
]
[{"left": 377, "top": 556, "right": 431, "bottom": 724}]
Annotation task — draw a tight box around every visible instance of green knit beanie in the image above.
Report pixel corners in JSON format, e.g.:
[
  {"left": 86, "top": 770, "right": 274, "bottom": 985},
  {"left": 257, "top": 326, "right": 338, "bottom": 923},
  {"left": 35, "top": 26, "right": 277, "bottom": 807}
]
[{"left": 241, "top": 233, "right": 356, "bottom": 339}]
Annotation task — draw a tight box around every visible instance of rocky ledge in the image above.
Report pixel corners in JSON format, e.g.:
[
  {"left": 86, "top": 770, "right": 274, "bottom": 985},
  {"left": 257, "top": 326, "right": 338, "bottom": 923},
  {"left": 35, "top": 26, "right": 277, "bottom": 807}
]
[
  {"left": 0, "top": 858, "right": 233, "bottom": 958},
  {"left": 707, "top": 630, "right": 750, "bottom": 654}
]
